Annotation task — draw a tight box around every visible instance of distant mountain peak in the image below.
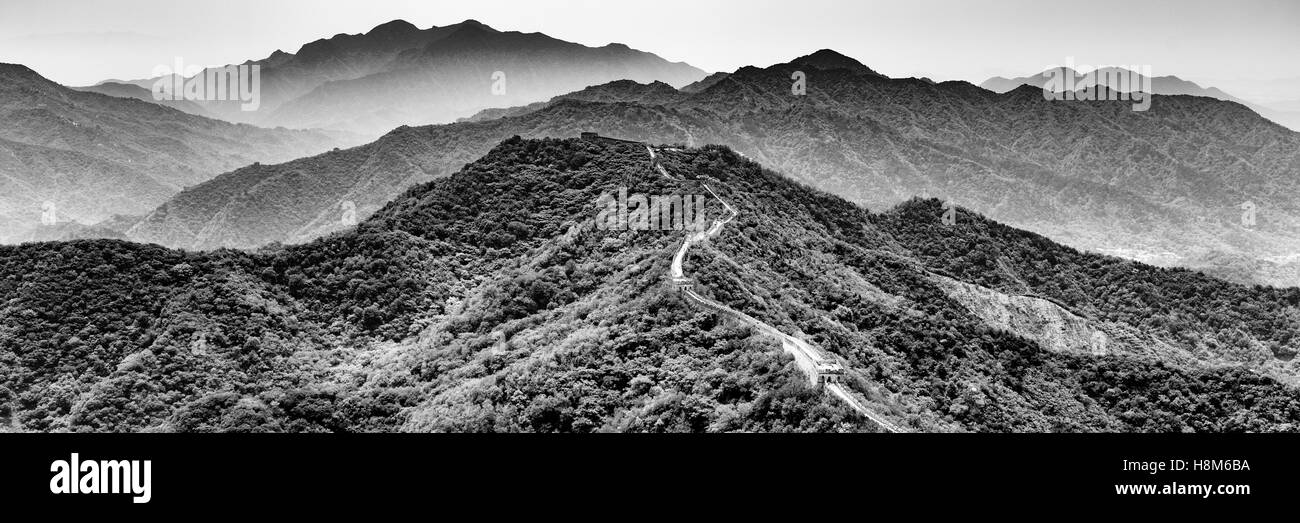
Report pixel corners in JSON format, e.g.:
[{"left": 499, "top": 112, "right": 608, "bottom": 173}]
[
  {"left": 789, "top": 49, "right": 886, "bottom": 78},
  {"left": 367, "top": 19, "right": 421, "bottom": 36},
  {"left": 456, "top": 19, "right": 498, "bottom": 32},
  {"left": 431, "top": 19, "right": 502, "bottom": 45},
  {"left": 1004, "top": 83, "right": 1046, "bottom": 98},
  {"left": 253, "top": 49, "right": 295, "bottom": 68}
]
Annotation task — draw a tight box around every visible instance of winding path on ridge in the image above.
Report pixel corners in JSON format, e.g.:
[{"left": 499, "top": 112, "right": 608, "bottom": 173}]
[{"left": 648, "top": 144, "right": 905, "bottom": 433}]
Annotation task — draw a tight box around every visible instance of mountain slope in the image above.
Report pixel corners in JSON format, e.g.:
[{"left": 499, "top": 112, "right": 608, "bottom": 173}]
[
  {"left": 4, "top": 137, "right": 1299, "bottom": 433},
  {"left": 131, "top": 52, "right": 1300, "bottom": 289},
  {"left": 0, "top": 63, "right": 355, "bottom": 243}
]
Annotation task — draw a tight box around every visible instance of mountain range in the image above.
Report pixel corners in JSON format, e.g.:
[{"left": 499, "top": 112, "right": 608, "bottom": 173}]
[
  {"left": 4, "top": 19, "right": 1300, "bottom": 435},
  {"left": 981, "top": 67, "right": 1300, "bottom": 132},
  {"left": 0, "top": 63, "right": 355, "bottom": 244},
  {"left": 113, "top": 19, "right": 707, "bottom": 137},
  {"left": 3, "top": 137, "right": 1298, "bottom": 432},
  {"left": 127, "top": 50, "right": 1300, "bottom": 287}
]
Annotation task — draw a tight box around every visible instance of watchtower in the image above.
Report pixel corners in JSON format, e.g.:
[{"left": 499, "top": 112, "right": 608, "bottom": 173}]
[
  {"left": 815, "top": 361, "right": 845, "bottom": 386},
  {"left": 672, "top": 276, "right": 694, "bottom": 292}
]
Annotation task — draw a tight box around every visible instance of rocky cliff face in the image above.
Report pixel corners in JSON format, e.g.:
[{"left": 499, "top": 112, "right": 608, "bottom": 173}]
[{"left": 929, "top": 273, "right": 1214, "bottom": 370}]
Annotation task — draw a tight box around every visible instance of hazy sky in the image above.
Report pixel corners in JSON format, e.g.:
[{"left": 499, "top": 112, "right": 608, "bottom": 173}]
[{"left": 2, "top": 0, "right": 1298, "bottom": 101}]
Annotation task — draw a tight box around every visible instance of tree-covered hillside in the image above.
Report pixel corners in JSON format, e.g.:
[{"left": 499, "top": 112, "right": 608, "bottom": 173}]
[{"left": 2, "top": 137, "right": 1298, "bottom": 432}]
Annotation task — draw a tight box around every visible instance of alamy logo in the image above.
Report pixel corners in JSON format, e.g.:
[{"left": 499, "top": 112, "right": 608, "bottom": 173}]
[
  {"left": 1241, "top": 201, "right": 1257, "bottom": 227},
  {"left": 151, "top": 57, "right": 261, "bottom": 111},
  {"left": 1042, "top": 57, "right": 1152, "bottom": 112},
  {"left": 40, "top": 201, "right": 57, "bottom": 226},
  {"left": 1090, "top": 331, "right": 1109, "bottom": 356},
  {"left": 340, "top": 201, "right": 358, "bottom": 226},
  {"left": 791, "top": 71, "right": 807, "bottom": 96},
  {"left": 596, "top": 187, "right": 707, "bottom": 232},
  {"left": 942, "top": 200, "right": 957, "bottom": 226},
  {"left": 492, "top": 71, "right": 507, "bottom": 96},
  {"left": 50, "top": 453, "right": 152, "bottom": 504}
]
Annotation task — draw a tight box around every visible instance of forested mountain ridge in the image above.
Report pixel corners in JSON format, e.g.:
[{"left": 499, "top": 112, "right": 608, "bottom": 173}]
[
  {"left": 0, "top": 63, "right": 354, "bottom": 245},
  {"left": 127, "top": 50, "right": 1300, "bottom": 287},
  {"left": 126, "top": 100, "right": 703, "bottom": 249},
  {"left": 3, "top": 137, "right": 1299, "bottom": 433}
]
